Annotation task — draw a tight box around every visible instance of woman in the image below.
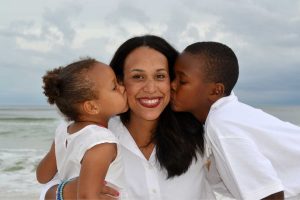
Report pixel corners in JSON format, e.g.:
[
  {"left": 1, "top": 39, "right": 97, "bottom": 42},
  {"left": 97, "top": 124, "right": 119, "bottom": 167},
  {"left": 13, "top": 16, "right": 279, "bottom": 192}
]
[{"left": 41, "top": 35, "right": 215, "bottom": 200}]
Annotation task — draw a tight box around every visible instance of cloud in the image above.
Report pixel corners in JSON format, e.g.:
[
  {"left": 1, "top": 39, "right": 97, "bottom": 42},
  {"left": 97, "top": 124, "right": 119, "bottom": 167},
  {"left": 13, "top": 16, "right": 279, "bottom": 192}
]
[{"left": 0, "top": 0, "right": 300, "bottom": 106}]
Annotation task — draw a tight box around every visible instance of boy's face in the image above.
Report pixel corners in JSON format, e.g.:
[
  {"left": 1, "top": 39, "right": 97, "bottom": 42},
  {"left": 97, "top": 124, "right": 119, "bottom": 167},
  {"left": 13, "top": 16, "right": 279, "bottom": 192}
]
[{"left": 171, "top": 52, "right": 213, "bottom": 123}]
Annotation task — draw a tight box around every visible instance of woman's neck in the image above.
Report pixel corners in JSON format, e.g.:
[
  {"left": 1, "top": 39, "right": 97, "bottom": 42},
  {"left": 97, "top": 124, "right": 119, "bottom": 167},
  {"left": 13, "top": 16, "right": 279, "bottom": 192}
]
[{"left": 126, "top": 114, "right": 157, "bottom": 160}]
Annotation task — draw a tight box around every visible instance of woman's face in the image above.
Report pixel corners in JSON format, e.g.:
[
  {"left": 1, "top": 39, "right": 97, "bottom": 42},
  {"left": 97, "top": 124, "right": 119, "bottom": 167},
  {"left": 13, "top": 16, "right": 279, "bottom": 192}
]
[{"left": 123, "top": 46, "right": 170, "bottom": 121}]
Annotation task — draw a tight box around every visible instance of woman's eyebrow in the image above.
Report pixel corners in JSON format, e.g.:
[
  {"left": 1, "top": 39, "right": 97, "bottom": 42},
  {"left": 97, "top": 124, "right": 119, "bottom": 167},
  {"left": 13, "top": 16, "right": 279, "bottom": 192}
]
[
  {"left": 129, "top": 69, "right": 144, "bottom": 72},
  {"left": 129, "top": 68, "right": 167, "bottom": 72},
  {"left": 156, "top": 68, "right": 168, "bottom": 72}
]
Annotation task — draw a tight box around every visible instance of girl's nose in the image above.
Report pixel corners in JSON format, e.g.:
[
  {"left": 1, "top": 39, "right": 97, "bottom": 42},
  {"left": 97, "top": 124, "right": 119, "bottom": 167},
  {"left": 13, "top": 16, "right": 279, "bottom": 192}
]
[{"left": 118, "top": 84, "right": 125, "bottom": 94}]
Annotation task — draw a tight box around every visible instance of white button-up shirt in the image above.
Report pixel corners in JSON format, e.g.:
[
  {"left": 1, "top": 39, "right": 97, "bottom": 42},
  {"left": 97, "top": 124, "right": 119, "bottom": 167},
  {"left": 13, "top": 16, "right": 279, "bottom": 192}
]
[
  {"left": 109, "top": 116, "right": 216, "bottom": 200},
  {"left": 204, "top": 93, "right": 300, "bottom": 200}
]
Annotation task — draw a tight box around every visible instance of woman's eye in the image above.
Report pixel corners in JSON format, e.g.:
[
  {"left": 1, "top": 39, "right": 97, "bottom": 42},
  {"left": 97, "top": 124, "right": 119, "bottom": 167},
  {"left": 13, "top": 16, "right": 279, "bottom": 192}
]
[
  {"left": 132, "top": 74, "right": 144, "bottom": 80},
  {"left": 156, "top": 74, "right": 167, "bottom": 80}
]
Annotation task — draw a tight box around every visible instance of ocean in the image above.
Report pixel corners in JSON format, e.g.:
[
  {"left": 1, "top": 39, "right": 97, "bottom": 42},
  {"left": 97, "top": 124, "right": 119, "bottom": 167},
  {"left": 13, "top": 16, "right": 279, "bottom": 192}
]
[
  {"left": 0, "top": 105, "right": 299, "bottom": 199},
  {"left": 0, "top": 106, "right": 61, "bottom": 199}
]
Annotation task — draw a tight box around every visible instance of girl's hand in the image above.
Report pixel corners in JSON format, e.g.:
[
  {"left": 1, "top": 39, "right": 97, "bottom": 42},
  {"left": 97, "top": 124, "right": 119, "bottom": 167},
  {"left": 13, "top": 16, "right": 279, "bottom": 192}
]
[
  {"left": 36, "top": 141, "right": 57, "bottom": 184},
  {"left": 45, "top": 179, "right": 119, "bottom": 200}
]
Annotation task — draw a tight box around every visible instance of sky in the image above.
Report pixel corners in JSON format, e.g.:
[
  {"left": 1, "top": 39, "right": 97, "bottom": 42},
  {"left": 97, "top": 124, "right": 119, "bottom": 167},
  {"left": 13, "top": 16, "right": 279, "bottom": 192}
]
[{"left": 1, "top": 0, "right": 300, "bottom": 106}]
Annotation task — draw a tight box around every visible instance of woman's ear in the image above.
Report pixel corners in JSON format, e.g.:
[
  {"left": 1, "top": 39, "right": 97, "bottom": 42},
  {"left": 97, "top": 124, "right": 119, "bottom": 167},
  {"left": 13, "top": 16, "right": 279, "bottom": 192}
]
[
  {"left": 209, "top": 83, "right": 225, "bottom": 102},
  {"left": 82, "top": 101, "right": 100, "bottom": 115}
]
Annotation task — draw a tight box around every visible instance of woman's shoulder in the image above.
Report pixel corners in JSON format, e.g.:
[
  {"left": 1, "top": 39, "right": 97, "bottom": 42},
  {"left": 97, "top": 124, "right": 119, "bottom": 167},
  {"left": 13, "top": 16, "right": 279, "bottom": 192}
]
[{"left": 108, "top": 116, "right": 124, "bottom": 138}]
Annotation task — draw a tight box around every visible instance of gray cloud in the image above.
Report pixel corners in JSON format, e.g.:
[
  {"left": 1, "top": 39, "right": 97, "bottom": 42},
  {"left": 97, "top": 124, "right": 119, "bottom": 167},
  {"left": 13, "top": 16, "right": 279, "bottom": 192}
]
[{"left": 0, "top": 0, "right": 299, "bottom": 106}]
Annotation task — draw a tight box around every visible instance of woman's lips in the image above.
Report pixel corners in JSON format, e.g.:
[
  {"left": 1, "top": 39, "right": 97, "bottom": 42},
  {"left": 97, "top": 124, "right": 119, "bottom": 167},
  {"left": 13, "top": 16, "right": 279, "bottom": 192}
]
[{"left": 138, "top": 97, "right": 161, "bottom": 108}]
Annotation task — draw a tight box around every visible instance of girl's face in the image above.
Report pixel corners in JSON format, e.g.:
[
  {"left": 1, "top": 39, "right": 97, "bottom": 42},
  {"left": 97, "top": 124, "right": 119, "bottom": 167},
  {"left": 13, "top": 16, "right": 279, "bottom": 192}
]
[
  {"left": 123, "top": 47, "right": 170, "bottom": 121},
  {"left": 89, "top": 62, "right": 128, "bottom": 118},
  {"left": 171, "top": 53, "right": 212, "bottom": 123}
]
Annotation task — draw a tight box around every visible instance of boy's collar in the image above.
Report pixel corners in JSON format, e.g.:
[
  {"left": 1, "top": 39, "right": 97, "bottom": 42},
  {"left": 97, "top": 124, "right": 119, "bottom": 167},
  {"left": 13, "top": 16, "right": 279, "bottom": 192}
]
[{"left": 211, "top": 92, "right": 238, "bottom": 110}]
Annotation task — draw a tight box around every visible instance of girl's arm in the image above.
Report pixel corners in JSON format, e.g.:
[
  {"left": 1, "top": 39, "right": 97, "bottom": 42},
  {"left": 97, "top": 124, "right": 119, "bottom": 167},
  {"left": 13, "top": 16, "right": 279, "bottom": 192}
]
[
  {"left": 45, "top": 179, "right": 119, "bottom": 200},
  {"left": 77, "top": 142, "right": 118, "bottom": 199},
  {"left": 36, "top": 141, "right": 57, "bottom": 184}
]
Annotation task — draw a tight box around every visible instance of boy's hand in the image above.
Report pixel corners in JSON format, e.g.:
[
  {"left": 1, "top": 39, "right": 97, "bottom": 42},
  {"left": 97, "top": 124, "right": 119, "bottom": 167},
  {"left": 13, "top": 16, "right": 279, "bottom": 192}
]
[{"left": 101, "top": 181, "right": 120, "bottom": 198}]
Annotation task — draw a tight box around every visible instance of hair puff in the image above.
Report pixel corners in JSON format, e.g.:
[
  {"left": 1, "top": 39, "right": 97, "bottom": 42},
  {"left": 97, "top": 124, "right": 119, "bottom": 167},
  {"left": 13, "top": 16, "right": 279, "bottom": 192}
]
[{"left": 42, "top": 67, "right": 64, "bottom": 104}]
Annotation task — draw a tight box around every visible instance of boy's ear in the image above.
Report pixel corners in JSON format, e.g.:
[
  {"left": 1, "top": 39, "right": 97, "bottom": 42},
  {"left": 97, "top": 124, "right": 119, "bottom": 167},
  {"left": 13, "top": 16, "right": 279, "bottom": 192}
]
[
  {"left": 209, "top": 83, "right": 225, "bottom": 101},
  {"left": 82, "top": 101, "right": 100, "bottom": 115}
]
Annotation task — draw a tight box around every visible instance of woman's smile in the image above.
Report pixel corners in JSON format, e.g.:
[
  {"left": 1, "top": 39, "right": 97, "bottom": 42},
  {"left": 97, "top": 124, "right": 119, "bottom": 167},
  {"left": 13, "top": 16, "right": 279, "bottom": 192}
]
[{"left": 138, "top": 97, "right": 162, "bottom": 108}]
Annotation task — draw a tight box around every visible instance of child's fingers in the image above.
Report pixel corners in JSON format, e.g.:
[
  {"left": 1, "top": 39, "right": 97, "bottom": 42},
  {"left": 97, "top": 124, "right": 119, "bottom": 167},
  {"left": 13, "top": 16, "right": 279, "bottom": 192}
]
[
  {"left": 101, "top": 184, "right": 119, "bottom": 197},
  {"left": 98, "top": 194, "right": 119, "bottom": 200}
]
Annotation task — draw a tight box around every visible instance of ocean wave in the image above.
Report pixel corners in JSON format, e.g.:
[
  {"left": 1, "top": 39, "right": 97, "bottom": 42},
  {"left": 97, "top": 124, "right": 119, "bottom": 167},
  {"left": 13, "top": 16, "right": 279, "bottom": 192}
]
[
  {"left": 0, "top": 117, "right": 58, "bottom": 121},
  {"left": 0, "top": 148, "right": 44, "bottom": 198}
]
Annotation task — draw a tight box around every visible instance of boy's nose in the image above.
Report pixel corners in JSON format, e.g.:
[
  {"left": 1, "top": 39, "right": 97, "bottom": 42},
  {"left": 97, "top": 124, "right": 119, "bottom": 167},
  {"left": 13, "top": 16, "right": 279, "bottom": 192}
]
[{"left": 170, "top": 80, "right": 177, "bottom": 91}]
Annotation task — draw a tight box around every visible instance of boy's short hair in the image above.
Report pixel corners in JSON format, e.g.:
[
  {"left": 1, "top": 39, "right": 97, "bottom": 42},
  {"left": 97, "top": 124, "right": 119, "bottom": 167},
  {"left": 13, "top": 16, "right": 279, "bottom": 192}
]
[{"left": 184, "top": 42, "right": 239, "bottom": 96}]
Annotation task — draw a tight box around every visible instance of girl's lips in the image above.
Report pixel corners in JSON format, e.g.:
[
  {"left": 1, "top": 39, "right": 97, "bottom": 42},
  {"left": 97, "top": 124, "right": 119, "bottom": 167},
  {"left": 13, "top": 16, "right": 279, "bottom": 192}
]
[{"left": 138, "top": 97, "right": 161, "bottom": 108}]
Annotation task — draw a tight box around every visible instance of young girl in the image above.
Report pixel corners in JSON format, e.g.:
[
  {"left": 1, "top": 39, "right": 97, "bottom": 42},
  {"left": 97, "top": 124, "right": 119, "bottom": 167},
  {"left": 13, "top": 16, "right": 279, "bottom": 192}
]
[{"left": 36, "top": 58, "right": 128, "bottom": 199}]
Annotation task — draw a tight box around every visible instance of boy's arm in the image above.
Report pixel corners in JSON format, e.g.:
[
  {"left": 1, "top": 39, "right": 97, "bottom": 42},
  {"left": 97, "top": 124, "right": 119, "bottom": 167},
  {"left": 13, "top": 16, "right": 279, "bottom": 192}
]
[
  {"left": 77, "top": 142, "right": 118, "bottom": 199},
  {"left": 262, "top": 191, "right": 284, "bottom": 200},
  {"left": 207, "top": 120, "right": 284, "bottom": 200},
  {"left": 36, "top": 141, "right": 57, "bottom": 184}
]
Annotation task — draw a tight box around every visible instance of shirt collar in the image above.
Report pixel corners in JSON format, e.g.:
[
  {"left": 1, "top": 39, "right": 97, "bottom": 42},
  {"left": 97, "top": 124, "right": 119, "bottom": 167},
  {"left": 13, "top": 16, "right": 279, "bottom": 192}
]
[
  {"left": 211, "top": 92, "right": 238, "bottom": 111},
  {"left": 108, "top": 116, "right": 156, "bottom": 162}
]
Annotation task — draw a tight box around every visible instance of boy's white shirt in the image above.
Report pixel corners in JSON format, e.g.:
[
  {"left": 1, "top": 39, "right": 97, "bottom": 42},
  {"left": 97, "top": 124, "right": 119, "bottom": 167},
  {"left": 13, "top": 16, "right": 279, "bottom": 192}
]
[{"left": 204, "top": 92, "right": 300, "bottom": 200}]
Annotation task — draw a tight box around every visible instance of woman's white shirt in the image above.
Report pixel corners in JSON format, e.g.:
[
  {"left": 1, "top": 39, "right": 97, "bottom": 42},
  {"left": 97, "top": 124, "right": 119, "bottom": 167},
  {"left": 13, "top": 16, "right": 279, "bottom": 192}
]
[{"left": 108, "top": 116, "right": 216, "bottom": 200}]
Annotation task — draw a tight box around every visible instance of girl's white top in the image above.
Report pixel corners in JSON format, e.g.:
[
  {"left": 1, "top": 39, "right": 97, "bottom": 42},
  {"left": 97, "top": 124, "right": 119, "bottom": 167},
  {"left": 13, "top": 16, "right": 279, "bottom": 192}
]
[
  {"left": 54, "top": 122, "right": 127, "bottom": 199},
  {"left": 204, "top": 92, "right": 300, "bottom": 200}
]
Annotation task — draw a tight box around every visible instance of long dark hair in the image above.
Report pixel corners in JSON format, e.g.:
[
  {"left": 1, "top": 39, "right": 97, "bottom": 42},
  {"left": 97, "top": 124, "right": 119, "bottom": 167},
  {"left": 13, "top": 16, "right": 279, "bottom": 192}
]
[{"left": 110, "top": 35, "right": 204, "bottom": 178}]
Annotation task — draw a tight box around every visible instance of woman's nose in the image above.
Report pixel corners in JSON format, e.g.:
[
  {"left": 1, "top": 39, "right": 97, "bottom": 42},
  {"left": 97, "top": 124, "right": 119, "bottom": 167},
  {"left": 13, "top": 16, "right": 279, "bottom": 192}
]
[{"left": 143, "top": 79, "right": 156, "bottom": 93}]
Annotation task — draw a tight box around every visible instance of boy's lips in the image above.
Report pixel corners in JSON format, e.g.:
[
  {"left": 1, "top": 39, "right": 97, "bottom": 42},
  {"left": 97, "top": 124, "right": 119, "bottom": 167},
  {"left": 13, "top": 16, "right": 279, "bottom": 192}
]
[{"left": 138, "top": 97, "right": 162, "bottom": 108}]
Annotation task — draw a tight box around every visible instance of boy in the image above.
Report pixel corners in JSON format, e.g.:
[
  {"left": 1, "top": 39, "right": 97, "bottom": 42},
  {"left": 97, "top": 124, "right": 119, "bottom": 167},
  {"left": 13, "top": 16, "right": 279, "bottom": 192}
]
[{"left": 171, "top": 41, "right": 300, "bottom": 200}]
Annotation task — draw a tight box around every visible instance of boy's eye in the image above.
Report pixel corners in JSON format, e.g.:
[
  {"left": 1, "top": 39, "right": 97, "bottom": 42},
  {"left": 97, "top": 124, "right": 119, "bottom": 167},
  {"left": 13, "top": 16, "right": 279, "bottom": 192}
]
[{"left": 179, "top": 79, "right": 187, "bottom": 85}]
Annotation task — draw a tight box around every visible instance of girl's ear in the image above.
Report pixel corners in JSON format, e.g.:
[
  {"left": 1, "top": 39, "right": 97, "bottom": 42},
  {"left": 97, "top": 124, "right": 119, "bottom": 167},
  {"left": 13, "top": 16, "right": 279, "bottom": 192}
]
[
  {"left": 82, "top": 101, "right": 100, "bottom": 115},
  {"left": 209, "top": 83, "right": 225, "bottom": 102}
]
